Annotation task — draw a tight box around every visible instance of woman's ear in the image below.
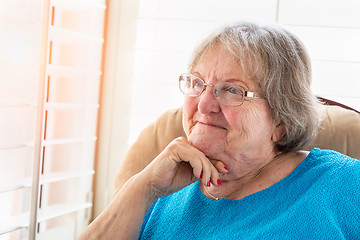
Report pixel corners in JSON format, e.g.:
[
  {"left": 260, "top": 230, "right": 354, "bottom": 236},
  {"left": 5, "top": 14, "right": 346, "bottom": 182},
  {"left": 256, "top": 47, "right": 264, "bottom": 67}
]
[{"left": 272, "top": 122, "right": 286, "bottom": 142}]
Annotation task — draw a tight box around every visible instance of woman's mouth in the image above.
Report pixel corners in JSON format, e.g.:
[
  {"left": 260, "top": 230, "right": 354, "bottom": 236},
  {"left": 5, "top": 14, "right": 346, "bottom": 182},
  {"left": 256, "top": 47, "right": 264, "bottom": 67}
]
[{"left": 197, "top": 121, "right": 227, "bottom": 130}]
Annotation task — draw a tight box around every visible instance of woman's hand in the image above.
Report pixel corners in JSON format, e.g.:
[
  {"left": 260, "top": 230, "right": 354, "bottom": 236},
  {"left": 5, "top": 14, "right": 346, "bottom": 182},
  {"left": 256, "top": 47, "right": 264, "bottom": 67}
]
[
  {"left": 140, "top": 137, "right": 228, "bottom": 200},
  {"left": 78, "top": 137, "right": 228, "bottom": 240}
]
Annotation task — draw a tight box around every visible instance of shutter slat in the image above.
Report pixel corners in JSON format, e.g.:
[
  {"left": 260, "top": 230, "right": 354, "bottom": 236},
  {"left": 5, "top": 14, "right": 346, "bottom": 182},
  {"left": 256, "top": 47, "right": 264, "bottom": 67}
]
[
  {"left": 0, "top": 170, "right": 94, "bottom": 194},
  {"left": 45, "top": 103, "right": 99, "bottom": 110},
  {"left": 43, "top": 137, "right": 97, "bottom": 146},
  {"left": 49, "top": 26, "right": 104, "bottom": 44},
  {"left": 47, "top": 65, "right": 102, "bottom": 77},
  {"left": 0, "top": 202, "right": 92, "bottom": 235},
  {"left": 51, "top": 0, "right": 106, "bottom": 10},
  {"left": 40, "top": 170, "right": 95, "bottom": 185}
]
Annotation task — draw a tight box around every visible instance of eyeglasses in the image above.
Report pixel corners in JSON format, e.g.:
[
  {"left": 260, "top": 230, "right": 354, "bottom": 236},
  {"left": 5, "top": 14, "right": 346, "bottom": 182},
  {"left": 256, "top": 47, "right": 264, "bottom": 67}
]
[{"left": 179, "top": 73, "right": 263, "bottom": 107}]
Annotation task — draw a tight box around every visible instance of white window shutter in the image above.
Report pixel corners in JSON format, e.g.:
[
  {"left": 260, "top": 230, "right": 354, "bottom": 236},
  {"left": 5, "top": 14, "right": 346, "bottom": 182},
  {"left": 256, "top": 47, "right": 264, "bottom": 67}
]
[{"left": 0, "top": 0, "right": 106, "bottom": 239}]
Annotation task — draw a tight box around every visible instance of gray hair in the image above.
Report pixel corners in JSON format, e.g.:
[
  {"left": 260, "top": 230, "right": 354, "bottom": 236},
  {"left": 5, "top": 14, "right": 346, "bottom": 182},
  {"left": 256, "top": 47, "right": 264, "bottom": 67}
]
[{"left": 188, "top": 22, "right": 322, "bottom": 153}]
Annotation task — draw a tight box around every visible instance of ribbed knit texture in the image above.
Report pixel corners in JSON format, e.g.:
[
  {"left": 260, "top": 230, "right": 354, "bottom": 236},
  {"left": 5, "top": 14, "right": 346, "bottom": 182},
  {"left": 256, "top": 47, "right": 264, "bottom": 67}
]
[{"left": 139, "top": 148, "right": 360, "bottom": 239}]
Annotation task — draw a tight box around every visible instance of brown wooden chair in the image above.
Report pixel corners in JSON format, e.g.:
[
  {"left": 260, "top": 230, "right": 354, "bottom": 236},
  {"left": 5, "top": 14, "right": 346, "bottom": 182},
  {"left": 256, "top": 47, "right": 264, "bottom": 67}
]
[{"left": 318, "top": 97, "right": 359, "bottom": 114}]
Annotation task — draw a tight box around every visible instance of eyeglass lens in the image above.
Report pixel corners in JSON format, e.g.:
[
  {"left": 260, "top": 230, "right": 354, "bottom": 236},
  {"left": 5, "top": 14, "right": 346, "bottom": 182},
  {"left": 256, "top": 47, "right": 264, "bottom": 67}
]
[{"left": 179, "top": 74, "right": 245, "bottom": 106}]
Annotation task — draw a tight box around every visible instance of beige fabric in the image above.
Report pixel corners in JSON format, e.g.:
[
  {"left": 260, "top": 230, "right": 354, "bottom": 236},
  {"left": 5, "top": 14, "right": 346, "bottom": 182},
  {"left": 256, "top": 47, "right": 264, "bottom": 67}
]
[
  {"left": 114, "top": 108, "right": 185, "bottom": 194},
  {"left": 306, "top": 106, "right": 360, "bottom": 157},
  {"left": 114, "top": 105, "right": 360, "bottom": 194}
]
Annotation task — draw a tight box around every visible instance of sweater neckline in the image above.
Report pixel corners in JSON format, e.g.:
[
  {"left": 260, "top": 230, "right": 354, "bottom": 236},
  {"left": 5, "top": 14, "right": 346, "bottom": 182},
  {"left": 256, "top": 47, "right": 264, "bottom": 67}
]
[{"left": 197, "top": 148, "right": 320, "bottom": 203}]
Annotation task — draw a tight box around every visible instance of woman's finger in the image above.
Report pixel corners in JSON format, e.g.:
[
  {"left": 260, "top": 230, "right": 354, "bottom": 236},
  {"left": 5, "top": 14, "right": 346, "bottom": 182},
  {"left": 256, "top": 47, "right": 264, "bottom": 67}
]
[
  {"left": 209, "top": 163, "right": 221, "bottom": 186},
  {"left": 147, "top": 137, "right": 224, "bottom": 196},
  {"left": 173, "top": 138, "right": 224, "bottom": 187},
  {"left": 210, "top": 159, "right": 229, "bottom": 174},
  {"left": 172, "top": 140, "right": 213, "bottom": 186}
]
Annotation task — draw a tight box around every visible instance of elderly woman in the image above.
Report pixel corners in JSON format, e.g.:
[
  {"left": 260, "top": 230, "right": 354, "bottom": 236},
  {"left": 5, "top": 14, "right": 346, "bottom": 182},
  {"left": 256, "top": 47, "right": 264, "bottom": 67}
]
[{"left": 79, "top": 22, "right": 360, "bottom": 239}]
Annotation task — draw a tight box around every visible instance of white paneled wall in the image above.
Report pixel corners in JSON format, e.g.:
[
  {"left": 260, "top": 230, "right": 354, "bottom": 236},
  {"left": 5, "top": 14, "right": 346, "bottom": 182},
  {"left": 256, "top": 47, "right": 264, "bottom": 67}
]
[
  {"left": 278, "top": 0, "right": 360, "bottom": 28},
  {"left": 130, "top": 0, "right": 278, "bottom": 143},
  {"left": 278, "top": 0, "right": 360, "bottom": 109},
  {"left": 128, "top": 0, "right": 360, "bottom": 144}
]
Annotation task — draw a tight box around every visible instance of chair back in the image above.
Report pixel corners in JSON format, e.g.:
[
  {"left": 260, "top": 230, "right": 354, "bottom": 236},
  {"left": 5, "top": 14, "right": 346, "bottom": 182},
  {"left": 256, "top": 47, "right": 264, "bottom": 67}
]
[{"left": 114, "top": 104, "right": 360, "bottom": 194}]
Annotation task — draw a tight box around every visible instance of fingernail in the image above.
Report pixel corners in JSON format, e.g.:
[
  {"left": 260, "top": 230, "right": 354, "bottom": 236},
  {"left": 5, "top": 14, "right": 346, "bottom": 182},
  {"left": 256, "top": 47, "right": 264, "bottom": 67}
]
[
  {"left": 200, "top": 172, "right": 202, "bottom": 178},
  {"left": 217, "top": 179, "right": 222, "bottom": 185},
  {"left": 224, "top": 167, "right": 229, "bottom": 171},
  {"left": 207, "top": 180, "right": 211, "bottom": 187}
]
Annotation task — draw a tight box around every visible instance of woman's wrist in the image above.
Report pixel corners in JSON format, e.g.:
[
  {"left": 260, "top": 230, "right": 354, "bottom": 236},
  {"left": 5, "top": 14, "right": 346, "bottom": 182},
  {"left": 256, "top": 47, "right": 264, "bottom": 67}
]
[{"left": 126, "top": 171, "right": 162, "bottom": 206}]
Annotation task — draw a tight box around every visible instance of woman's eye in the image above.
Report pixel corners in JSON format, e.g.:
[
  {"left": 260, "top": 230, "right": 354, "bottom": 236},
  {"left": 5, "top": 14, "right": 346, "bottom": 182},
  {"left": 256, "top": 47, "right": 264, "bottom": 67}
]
[
  {"left": 226, "top": 86, "right": 242, "bottom": 95},
  {"left": 192, "top": 80, "right": 203, "bottom": 88}
]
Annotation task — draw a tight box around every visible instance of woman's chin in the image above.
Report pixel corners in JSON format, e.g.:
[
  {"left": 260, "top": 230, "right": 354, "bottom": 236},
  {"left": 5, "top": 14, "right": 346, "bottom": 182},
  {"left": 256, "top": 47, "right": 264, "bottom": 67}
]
[{"left": 189, "top": 135, "right": 224, "bottom": 157}]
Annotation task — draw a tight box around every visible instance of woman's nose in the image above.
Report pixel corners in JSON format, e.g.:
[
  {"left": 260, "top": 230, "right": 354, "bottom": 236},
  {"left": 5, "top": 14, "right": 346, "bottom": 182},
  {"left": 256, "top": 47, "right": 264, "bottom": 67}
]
[{"left": 197, "top": 87, "right": 221, "bottom": 114}]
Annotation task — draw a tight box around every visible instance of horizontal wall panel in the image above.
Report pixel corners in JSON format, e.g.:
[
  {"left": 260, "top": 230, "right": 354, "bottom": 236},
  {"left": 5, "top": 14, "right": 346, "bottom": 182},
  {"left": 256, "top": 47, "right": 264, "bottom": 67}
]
[
  {"left": 279, "top": 0, "right": 360, "bottom": 28},
  {"left": 148, "top": 0, "right": 278, "bottom": 22},
  {"left": 135, "top": 19, "right": 158, "bottom": 50},
  {"left": 311, "top": 60, "right": 360, "bottom": 97},
  {"left": 157, "top": 20, "right": 221, "bottom": 51},
  {"left": 130, "top": 82, "right": 183, "bottom": 115},
  {"left": 136, "top": 19, "right": 223, "bottom": 52},
  {"left": 285, "top": 25, "right": 360, "bottom": 63},
  {"left": 138, "top": 0, "right": 158, "bottom": 18},
  {"left": 133, "top": 49, "right": 189, "bottom": 85},
  {"left": 138, "top": 0, "right": 278, "bottom": 21}
]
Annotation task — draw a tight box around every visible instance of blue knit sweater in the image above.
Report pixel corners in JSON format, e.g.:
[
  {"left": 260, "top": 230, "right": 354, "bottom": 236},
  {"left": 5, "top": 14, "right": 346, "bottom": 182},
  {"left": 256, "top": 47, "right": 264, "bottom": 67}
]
[{"left": 139, "top": 148, "right": 360, "bottom": 239}]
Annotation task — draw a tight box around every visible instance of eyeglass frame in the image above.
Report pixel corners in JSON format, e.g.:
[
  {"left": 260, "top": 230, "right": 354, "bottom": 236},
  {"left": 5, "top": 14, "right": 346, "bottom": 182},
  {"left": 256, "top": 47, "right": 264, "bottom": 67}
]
[{"left": 178, "top": 73, "right": 264, "bottom": 107}]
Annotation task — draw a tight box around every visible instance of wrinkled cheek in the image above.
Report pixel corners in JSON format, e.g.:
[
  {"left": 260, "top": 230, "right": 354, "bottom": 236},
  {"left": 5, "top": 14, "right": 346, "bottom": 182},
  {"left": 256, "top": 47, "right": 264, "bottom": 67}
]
[
  {"left": 227, "top": 107, "right": 256, "bottom": 130},
  {"left": 182, "top": 113, "right": 192, "bottom": 137},
  {"left": 183, "top": 96, "right": 198, "bottom": 112},
  {"left": 182, "top": 97, "right": 199, "bottom": 136},
  {"left": 224, "top": 115, "right": 252, "bottom": 143}
]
